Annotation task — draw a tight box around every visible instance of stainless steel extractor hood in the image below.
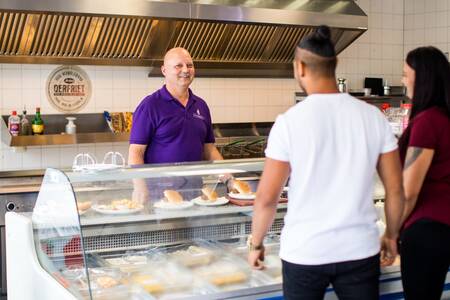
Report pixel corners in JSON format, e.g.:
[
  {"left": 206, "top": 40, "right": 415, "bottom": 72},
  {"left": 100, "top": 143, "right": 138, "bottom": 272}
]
[{"left": 0, "top": 0, "right": 367, "bottom": 77}]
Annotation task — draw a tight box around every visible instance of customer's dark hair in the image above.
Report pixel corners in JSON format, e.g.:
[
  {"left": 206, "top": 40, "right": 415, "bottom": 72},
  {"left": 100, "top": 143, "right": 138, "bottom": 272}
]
[
  {"left": 406, "top": 46, "right": 450, "bottom": 119},
  {"left": 296, "top": 25, "right": 337, "bottom": 77}
]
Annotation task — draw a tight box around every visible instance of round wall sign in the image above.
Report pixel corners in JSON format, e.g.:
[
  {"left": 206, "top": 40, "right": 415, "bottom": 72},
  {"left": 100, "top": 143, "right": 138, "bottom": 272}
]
[{"left": 46, "top": 65, "right": 92, "bottom": 113}]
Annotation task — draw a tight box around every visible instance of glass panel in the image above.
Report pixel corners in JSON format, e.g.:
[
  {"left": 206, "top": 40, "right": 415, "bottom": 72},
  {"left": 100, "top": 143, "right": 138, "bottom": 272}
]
[
  {"left": 32, "top": 168, "right": 90, "bottom": 299},
  {"left": 70, "top": 158, "right": 269, "bottom": 299}
]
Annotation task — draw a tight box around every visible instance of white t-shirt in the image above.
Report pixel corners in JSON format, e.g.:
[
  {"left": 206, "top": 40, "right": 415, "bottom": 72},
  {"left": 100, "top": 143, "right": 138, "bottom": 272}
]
[{"left": 265, "top": 93, "right": 397, "bottom": 265}]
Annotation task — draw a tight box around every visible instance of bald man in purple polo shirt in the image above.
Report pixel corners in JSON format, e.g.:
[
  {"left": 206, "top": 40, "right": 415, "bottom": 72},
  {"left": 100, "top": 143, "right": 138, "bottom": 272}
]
[
  {"left": 129, "top": 47, "right": 223, "bottom": 165},
  {"left": 129, "top": 48, "right": 224, "bottom": 202}
]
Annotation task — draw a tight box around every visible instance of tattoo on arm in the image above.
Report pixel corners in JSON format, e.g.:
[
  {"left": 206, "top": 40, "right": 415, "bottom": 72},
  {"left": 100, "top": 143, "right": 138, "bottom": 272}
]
[{"left": 404, "top": 147, "right": 423, "bottom": 170}]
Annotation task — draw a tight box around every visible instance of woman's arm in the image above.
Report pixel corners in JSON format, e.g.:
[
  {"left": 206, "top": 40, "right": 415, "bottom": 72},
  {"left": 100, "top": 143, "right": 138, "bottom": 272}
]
[{"left": 402, "top": 146, "right": 435, "bottom": 223}]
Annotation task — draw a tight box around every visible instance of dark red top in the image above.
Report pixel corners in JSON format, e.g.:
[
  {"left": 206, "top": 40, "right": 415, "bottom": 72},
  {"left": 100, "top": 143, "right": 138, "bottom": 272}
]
[{"left": 399, "top": 106, "right": 450, "bottom": 229}]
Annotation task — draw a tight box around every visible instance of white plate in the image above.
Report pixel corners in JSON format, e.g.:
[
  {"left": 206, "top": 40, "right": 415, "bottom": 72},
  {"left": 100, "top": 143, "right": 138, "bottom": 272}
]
[
  {"left": 78, "top": 209, "right": 89, "bottom": 216},
  {"left": 228, "top": 192, "right": 256, "bottom": 200},
  {"left": 73, "top": 164, "right": 122, "bottom": 172},
  {"left": 92, "top": 205, "right": 144, "bottom": 215},
  {"left": 154, "top": 200, "right": 194, "bottom": 210},
  {"left": 193, "top": 197, "right": 229, "bottom": 206}
]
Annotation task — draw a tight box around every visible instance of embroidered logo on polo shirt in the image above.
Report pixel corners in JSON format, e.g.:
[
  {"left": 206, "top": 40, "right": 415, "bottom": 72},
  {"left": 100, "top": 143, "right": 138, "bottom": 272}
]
[{"left": 193, "top": 108, "right": 205, "bottom": 120}]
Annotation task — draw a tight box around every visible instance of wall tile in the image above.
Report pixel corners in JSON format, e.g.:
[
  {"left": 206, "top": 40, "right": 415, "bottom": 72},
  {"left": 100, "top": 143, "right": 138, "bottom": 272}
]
[
  {"left": 60, "top": 145, "right": 80, "bottom": 168},
  {"left": 393, "top": 0, "right": 404, "bottom": 15},
  {"left": 3, "top": 69, "right": 21, "bottom": 89},
  {"left": 22, "top": 147, "right": 42, "bottom": 170},
  {"left": 2, "top": 149, "right": 22, "bottom": 170},
  {"left": 41, "top": 146, "right": 60, "bottom": 168},
  {"left": 112, "top": 89, "right": 130, "bottom": 111}
]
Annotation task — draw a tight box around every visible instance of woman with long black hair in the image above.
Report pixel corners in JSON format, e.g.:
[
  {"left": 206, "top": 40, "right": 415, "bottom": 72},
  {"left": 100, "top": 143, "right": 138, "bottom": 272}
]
[{"left": 399, "top": 46, "right": 450, "bottom": 300}]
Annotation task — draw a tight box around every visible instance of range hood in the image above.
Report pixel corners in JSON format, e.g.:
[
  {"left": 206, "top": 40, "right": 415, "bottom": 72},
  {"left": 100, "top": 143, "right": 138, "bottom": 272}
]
[{"left": 0, "top": 0, "right": 367, "bottom": 77}]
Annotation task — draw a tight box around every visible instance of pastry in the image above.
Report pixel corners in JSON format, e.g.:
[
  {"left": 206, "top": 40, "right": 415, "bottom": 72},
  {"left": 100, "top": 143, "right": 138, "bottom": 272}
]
[
  {"left": 170, "top": 245, "right": 215, "bottom": 267},
  {"left": 195, "top": 261, "right": 248, "bottom": 286},
  {"left": 105, "top": 199, "right": 141, "bottom": 210},
  {"left": 131, "top": 274, "right": 164, "bottom": 293},
  {"left": 77, "top": 201, "right": 91, "bottom": 213},
  {"left": 201, "top": 187, "right": 218, "bottom": 202},
  {"left": 231, "top": 180, "right": 252, "bottom": 194},
  {"left": 96, "top": 276, "right": 119, "bottom": 288},
  {"left": 210, "top": 271, "right": 247, "bottom": 286},
  {"left": 163, "top": 190, "right": 183, "bottom": 204}
]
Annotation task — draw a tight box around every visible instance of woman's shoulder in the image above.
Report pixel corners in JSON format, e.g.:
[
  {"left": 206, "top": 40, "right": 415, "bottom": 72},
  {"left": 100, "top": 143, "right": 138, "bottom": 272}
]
[{"left": 415, "top": 106, "right": 449, "bottom": 123}]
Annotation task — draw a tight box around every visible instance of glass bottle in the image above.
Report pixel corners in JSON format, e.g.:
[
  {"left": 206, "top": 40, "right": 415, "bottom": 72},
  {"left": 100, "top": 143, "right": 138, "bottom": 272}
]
[
  {"left": 32, "top": 107, "right": 44, "bottom": 135},
  {"left": 20, "top": 108, "right": 31, "bottom": 136}
]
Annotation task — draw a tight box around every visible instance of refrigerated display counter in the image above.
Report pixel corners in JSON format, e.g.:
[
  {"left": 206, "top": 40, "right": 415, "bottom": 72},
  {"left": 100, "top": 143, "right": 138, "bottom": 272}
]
[{"left": 5, "top": 159, "right": 449, "bottom": 299}]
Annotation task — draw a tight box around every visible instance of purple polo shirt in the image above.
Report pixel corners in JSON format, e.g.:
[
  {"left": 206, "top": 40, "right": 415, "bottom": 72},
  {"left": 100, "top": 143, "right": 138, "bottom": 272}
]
[{"left": 130, "top": 85, "right": 215, "bottom": 164}]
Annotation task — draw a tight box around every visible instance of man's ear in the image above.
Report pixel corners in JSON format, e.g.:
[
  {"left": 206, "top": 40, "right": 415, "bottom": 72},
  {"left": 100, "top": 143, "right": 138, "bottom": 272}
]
[
  {"left": 299, "top": 61, "right": 306, "bottom": 77},
  {"left": 161, "top": 65, "right": 166, "bottom": 76}
]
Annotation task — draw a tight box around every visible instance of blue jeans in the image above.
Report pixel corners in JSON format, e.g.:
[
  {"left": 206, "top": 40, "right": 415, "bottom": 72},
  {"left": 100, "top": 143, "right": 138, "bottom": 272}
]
[{"left": 282, "top": 254, "right": 380, "bottom": 300}]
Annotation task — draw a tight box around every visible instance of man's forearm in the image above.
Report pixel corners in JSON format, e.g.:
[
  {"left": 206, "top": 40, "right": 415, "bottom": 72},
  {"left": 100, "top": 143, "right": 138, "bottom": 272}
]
[
  {"left": 251, "top": 199, "right": 278, "bottom": 245},
  {"left": 203, "top": 144, "right": 223, "bottom": 161},
  {"left": 128, "top": 147, "right": 145, "bottom": 165}
]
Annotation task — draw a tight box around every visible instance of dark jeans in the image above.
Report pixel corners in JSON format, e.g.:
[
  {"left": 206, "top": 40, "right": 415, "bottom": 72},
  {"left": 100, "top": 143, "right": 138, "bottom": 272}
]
[
  {"left": 282, "top": 254, "right": 380, "bottom": 300},
  {"left": 400, "top": 219, "right": 450, "bottom": 300}
]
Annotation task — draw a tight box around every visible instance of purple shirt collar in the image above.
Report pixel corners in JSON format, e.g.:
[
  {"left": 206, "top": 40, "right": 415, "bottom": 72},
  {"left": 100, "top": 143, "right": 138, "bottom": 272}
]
[{"left": 161, "top": 85, "right": 197, "bottom": 107}]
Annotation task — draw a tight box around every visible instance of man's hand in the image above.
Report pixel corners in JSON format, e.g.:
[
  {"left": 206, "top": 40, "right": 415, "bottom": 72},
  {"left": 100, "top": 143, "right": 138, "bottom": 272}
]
[
  {"left": 248, "top": 249, "right": 265, "bottom": 270},
  {"left": 380, "top": 233, "right": 398, "bottom": 267}
]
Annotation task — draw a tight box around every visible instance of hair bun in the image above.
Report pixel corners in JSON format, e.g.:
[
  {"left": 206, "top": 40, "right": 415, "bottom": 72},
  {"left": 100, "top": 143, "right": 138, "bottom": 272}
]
[{"left": 315, "top": 25, "right": 331, "bottom": 40}]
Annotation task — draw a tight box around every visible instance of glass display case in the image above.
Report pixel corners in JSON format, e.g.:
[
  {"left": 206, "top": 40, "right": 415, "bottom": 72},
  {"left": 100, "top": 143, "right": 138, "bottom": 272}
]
[
  {"left": 6, "top": 158, "right": 436, "bottom": 300},
  {"left": 6, "top": 158, "right": 290, "bottom": 300}
]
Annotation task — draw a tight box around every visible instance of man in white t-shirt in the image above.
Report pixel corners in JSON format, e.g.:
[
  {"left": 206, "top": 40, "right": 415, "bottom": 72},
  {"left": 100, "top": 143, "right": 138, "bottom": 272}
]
[{"left": 248, "top": 25, "right": 405, "bottom": 300}]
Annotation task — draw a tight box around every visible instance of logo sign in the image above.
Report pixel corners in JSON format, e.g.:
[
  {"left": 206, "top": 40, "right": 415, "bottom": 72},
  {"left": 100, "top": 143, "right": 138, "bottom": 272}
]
[{"left": 46, "top": 65, "right": 92, "bottom": 113}]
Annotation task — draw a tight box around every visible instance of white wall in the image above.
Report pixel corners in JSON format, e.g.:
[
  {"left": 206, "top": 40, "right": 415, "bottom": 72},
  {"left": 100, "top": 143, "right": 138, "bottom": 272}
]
[
  {"left": 0, "top": 0, "right": 405, "bottom": 171},
  {"left": 404, "top": 0, "right": 450, "bottom": 57},
  {"left": 338, "top": 0, "right": 405, "bottom": 90}
]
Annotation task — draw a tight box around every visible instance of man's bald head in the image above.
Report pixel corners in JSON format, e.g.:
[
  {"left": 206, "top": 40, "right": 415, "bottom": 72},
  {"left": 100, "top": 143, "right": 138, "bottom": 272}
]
[{"left": 163, "top": 47, "right": 193, "bottom": 66}]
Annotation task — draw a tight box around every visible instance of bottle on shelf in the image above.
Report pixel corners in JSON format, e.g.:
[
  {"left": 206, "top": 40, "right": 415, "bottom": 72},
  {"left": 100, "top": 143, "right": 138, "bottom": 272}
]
[
  {"left": 401, "top": 103, "right": 412, "bottom": 130},
  {"left": 20, "top": 107, "right": 31, "bottom": 136},
  {"left": 8, "top": 110, "right": 20, "bottom": 137},
  {"left": 32, "top": 107, "right": 44, "bottom": 135}
]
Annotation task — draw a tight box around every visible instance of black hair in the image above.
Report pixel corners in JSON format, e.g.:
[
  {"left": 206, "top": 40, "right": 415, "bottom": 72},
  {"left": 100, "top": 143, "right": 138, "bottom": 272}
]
[
  {"left": 406, "top": 46, "right": 450, "bottom": 119},
  {"left": 296, "top": 25, "right": 337, "bottom": 77},
  {"left": 298, "top": 25, "right": 336, "bottom": 58}
]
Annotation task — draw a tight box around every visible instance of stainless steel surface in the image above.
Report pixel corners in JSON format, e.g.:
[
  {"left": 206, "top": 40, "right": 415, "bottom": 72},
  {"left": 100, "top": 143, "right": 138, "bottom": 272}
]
[
  {"left": 1, "top": 114, "right": 273, "bottom": 152},
  {"left": 1, "top": 113, "right": 130, "bottom": 147},
  {"left": 0, "top": 0, "right": 367, "bottom": 77}
]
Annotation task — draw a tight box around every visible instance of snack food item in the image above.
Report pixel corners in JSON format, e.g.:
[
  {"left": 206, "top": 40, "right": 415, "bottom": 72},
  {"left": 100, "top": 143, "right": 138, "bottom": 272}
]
[
  {"left": 231, "top": 180, "right": 252, "bottom": 194},
  {"left": 96, "top": 276, "right": 119, "bottom": 288},
  {"left": 77, "top": 201, "right": 91, "bottom": 213},
  {"left": 103, "top": 199, "right": 140, "bottom": 210},
  {"left": 123, "top": 112, "right": 133, "bottom": 133},
  {"left": 170, "top": 245, "right": 215, "bottom": 267},
  {"left": 194, "top": 260, "right": 248, "bottom": 286},
  {"left": 163, "top": 190, "right": 183, "bottom": 204},
  {"left": 131, "top": 274, "right": 164, "bottom": 294},
  {"left": 201, "top": 187, "right": 218, "bottom": 202},
  {"left": 211, "top": 271, "right": 247, "bottom": 286}
]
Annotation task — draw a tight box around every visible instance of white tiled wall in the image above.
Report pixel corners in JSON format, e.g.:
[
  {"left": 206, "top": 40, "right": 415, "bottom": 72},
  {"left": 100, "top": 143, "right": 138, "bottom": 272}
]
[
  {"left": 337, "top": 0, "right": 405, "bottom": 90},
  {"left": 0, "top": 0, "right": 406, "bottom": 171},
  {"left": 404, "top": 0, "right": 450, "bottom": 58}
]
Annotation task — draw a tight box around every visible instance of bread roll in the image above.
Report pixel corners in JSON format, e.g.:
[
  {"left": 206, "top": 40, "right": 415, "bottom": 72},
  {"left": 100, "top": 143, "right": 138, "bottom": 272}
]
[
  {"left": 163, "top": 190, "right": 183, "bottom": 203},
  {"left": 96, "top": 276, "right": 118, "bottom": 288},
  {"left": 201, "top": 187, "right": 218, "bottom": 202},
  {"left": 231, "top": 180, "right": 252, "bottom": 194},
  {"left": 211, "top": 271, "right": 247, "bottom": 286},
  {"left": 77, "top": 201, "right": 91, "bottom": 212}
]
